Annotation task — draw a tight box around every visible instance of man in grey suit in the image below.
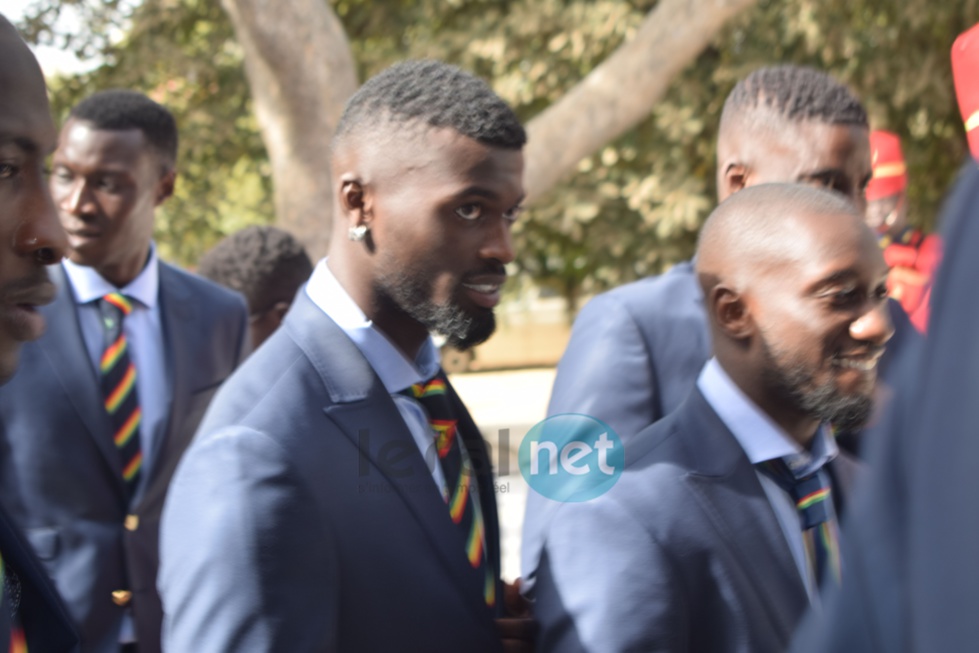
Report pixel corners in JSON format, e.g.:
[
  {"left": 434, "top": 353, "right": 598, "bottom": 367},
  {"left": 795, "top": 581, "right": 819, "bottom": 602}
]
[
  {"left": 160, "top": 60, "right": 532, "bottom": 652},
  {"left": 0, "top": 13, "right": 79, "bottom": 652},
  {"left": 529, "top": 184, "right": 893, "bottom": 652},
  {"left": 0, "top": 90, "right": 249, "bottom": 652}
]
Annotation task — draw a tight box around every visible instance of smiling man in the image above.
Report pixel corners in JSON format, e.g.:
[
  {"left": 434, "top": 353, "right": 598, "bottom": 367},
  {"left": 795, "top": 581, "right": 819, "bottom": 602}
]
[
  {"left": 532, "top": 184, "right": 893, "bottom": 653},
  {"left": 160, "top": 60, "right": 530, "bottom": 652},
  {"left": 0, "top": 89, "right": 249, "bottom": 653}
]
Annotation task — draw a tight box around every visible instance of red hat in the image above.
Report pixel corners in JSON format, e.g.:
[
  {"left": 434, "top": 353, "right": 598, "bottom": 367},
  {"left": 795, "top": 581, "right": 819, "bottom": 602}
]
[
  {"left": 866, "top": 130, "right": 907, "bottom": 201},
  {"left": 952, "top": 23, "right": 979, "bottom": 158}
]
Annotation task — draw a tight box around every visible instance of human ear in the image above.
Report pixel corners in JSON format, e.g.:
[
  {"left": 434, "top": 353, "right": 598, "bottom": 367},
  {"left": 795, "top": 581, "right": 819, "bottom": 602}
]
[
  {"left": 155, "top": 170, "right": 176, "bottom": 205},
  {"left": 721, "top": 162, "right": 748, "bottom": 200},
  {"left": 711, "top": 285, "right": 753, "bottom": 340}
]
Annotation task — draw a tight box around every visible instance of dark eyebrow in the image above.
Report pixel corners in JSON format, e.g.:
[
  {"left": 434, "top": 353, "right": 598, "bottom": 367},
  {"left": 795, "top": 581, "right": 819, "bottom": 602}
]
[
  {"left": 808, "top": 269, "right": 858, "bottom": 293},
  {"left": 456, "top": 187, "right": 526, "bottom": 207},
  {"left": 0, "top": 135, "right": 41, "bottom": 154}
]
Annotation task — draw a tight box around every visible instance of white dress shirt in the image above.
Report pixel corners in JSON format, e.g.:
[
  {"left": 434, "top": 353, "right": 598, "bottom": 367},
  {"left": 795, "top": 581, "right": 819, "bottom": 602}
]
[
  {"left": 304, "top": 258, "right": 451, "bottom": 497},
  {"left": 697, "top": 357, "right": 840, "bottom": 605},
  {"left": 62, "top": 246, "right": 170, "bottom": 494}
]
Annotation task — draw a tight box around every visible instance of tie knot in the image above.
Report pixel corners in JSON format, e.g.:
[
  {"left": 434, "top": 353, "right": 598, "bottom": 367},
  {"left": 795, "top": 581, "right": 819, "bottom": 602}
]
[
  {"left": 405, "top": 375, "right": 448, "bottom": 401},
  {"left": 758, "top": 458, "right": 833, "bottom": 530},
  {"left": 101, "top": 292, "right": 134, "bottom": 317}
]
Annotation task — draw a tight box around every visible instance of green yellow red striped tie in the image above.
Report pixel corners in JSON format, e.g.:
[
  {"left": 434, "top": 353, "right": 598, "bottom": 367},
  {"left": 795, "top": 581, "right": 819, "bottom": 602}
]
[
  {"left": 405, "top": 374, "right": 496, "bottom": 608},
  {"left": 98, "top": 293, "right": 142, "bottom": 497},
  {"left": 759, "top": 459, "right": 842, "bottom": 588}
]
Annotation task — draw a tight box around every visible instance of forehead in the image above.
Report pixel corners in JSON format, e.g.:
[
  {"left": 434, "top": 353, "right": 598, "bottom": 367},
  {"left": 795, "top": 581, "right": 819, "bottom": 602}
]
[
  {"left": 766, "top": 121, "right": 870, "bottom": 175},
  {"left": 0, "top": 31, "right": 56, "bottom": 158},
  {"left": 54, "top": 119, "right": 152, "bottom": 169},
  {"left": 763, "top": 210, "right": 886, "bottom": 288},
  {"left": 371, "top": 125, "right": 524, "bottom": 197}
]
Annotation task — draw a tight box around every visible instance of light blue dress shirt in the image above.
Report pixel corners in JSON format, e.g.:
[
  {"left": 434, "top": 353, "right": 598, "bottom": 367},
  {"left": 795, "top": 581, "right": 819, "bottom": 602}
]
[
  {"left": 62, "top": 246, "right": 170, "bottom": 494},
  {"left": 697, "top": 357, "right": 840, "bottom": 605},
  {"left": 304, "top": 258, "right": 453, "bottom": 497}
]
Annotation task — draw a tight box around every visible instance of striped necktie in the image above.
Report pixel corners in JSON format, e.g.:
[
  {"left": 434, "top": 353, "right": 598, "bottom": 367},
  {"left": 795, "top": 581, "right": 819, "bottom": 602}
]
[
  {"left": 404, "top": 373, "right": 496, "bottom": 608},
  {"left": 1, "top": 553, "right": 27, "bottom": 653},
  {"left": 98, "top": 293, "right": 143, "bottom": 497},
  {"left": 758, "top": 458, "right": 842, "bottom": 589}
]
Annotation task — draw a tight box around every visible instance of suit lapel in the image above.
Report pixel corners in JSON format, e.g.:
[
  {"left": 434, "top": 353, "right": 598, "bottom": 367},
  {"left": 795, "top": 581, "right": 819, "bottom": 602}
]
[
  {"left": 40, "top": 266, "right": 126, "bottom": 494},
  {"left": 285, "top": 294, "right": 497, "bottom": 632},
  {"left": 679, "top": 389, "right": 808, "bottom": 643}
]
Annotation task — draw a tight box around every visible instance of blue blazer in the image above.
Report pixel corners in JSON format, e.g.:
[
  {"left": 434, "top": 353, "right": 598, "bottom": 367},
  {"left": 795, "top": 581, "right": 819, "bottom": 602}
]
[
  {"left": 0, "top": 262, "right": 249, "bottom": 653},
  {"left": 0, "top": 505, "right": 79, "bottom": 652},
  {"left": 527, "top": 387, "right": 860, "bottom": 653},
  {"left": 159, "top": 290, "right": 505, "bottom": 652}
]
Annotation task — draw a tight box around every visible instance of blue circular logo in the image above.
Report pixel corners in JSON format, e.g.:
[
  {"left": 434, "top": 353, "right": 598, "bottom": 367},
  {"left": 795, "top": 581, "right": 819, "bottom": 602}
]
[{"left": 519, "top": 413, "right": 624, "bottom": 502}]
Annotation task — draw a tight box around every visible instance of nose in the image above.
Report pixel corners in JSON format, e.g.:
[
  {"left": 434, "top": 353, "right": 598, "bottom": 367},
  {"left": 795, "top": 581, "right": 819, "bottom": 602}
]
[
  {"left": 850, "top": 299, "right": 894, "bottom": 346},
  {"left": 56, "top": 175, "right": 95, "bottom": 218},
  {"left": 479, "top": 216, "right": 515, "bottom": 265},
  {"left": 17, "top": 171, "right": 67, "bottom": 266}
]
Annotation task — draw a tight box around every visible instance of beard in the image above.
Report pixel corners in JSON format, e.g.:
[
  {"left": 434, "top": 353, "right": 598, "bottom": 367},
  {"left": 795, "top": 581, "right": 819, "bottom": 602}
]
[
  {"left": 759, "top": 336, "right": 875, "bottom": 433},
  {"left": 375, "top": 267, "right": 497, "bottom": 351}
]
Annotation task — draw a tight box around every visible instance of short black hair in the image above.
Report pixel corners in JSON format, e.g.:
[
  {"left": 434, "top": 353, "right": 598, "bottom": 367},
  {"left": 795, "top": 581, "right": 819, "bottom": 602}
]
[
  {"left": 197, "top": 226, "right": 313, "bottom": 315},
  {"left": 69, "top": 89, "right": 178, "bottom": 170},
  {"left": 333, "top": 60, "right": 526, "bottom": 150},
  {"left": 721, "top": 65, "right": 868, "bottom": 128}
]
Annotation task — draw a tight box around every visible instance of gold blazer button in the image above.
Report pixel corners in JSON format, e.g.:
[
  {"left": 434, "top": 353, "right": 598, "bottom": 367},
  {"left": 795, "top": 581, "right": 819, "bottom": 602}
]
[
  {"left": 112, "top": 590, "right": 132, "bottom": 607},
  {"left": 124, "top": 515, "right": 139, "bottom": 531}
]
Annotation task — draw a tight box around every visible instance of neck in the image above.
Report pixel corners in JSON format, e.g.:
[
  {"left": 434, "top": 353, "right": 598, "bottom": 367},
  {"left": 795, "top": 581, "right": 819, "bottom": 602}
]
[
  {"left": 91, "top": 249, "right": 151, "bottom": 289},
  {"left": 722, "top": 359, "right": 821, "bottom": 448}
]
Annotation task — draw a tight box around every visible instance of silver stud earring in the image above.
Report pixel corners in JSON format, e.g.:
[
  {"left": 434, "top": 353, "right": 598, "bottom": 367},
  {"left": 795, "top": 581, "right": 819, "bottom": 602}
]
[{"left": 348, "top": 224, "right": 369, "bottom": 242}]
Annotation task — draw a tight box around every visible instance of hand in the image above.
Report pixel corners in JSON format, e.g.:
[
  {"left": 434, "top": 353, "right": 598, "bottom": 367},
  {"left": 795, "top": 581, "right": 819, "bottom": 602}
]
[{"left": 496, "top": 578, "right": 536, "bottom": 653}]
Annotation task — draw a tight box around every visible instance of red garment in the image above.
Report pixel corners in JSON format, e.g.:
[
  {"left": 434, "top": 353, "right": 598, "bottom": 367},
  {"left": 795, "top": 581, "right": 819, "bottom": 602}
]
[{"left": 882, "top": 230, "right": 942, "bottom": 332}]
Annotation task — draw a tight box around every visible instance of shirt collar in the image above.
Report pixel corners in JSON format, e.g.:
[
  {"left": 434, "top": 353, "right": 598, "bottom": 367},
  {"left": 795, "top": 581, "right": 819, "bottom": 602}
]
[
  {"left": 62, "top": 244, "right": 160, "bottom": 309},
  {"left": 304, "top": 258, "right": 439, "bottom": 394},
  {"left": 697, "top": 358, "right": 838, "bottom": 477}
]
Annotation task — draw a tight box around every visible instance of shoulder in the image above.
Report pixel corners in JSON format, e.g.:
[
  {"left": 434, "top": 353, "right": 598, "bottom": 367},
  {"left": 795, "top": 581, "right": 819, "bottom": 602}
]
[{"left": 159, "top": 261, "right": 248, "bottom": 312}]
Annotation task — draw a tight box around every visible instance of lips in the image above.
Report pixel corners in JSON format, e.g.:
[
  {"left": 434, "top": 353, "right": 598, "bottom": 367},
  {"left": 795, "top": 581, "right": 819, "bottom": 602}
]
[
  {"left": 832, "top": 347, "right": 885, "bottom": 373},
  {"left": 0, "top": 277, "right": 57, "bottom": 343},
  {"left": 461, "top": 273, "right": 507, "bottom": 309}
]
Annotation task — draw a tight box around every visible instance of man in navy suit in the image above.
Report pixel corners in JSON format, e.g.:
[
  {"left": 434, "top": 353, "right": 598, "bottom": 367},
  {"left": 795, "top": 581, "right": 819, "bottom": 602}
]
[
  {"left": 0, "top": 90, "right": 249, "bottom": 652},
  {"left": 531, "top": 184, "right": 892, "bottom": 652},
  {"left": 0, "top": 13, "right": 79, "bottom": 652},
  {"left": 160, "top": 60, "right": 531, "bottom": 652}
]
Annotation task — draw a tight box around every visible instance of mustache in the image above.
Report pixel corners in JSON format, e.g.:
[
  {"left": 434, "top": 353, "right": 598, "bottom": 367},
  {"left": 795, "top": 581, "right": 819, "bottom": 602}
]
[
  {"left": 462, "top": 263, "right": 508, "bottom": 281},
  {"left": 0, "top": 269, "right": 57, "bottom": 307}
]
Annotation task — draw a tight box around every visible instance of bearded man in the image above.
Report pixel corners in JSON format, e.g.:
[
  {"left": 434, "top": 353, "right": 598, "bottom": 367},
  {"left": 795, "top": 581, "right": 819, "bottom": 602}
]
[
  {"left": 530, "top": 183, "right": 893, "bottom": 653},
  {"left": 159, "top": 60, "right": 532, "bottom": 652}
]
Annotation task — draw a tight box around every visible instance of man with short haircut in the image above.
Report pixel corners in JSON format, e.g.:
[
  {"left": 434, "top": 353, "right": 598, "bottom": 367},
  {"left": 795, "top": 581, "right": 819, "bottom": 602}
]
[
  {"left": 0, "top": 13, "right": 79, "bottom": 652},
  {"left": 160, "top": 60, "right": 530, "bottom": 652},
  {"left": 0, "top": 90, "right": 249, "bottom": 652},
  {"left": 532, "top": 184, "right": 892, "bottom": 652},
  {"left": 197, "top": 225, "right": 313, "bottom": 349}
]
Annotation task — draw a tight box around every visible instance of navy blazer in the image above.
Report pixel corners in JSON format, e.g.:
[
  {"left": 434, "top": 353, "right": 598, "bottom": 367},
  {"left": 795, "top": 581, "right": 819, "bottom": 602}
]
[
  {"left": 0, "top": 505, "right": 79, "bottom": 652},
  {"left": 0, "top": 262, "right": 249, "bottom": 653},
  {"left": 160, "top": 290, "right": 505, "bottom": 652},
  {"left": 528, "top": 387, "right": 860, "bottom": 653}
]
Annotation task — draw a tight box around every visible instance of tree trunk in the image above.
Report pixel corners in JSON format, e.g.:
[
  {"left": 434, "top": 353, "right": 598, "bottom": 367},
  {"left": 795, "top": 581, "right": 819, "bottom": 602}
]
[
  {"left": 523, "top": 0, "right": 759, "bottom": 206},
  {"left": 220, "top": 0, "right": 358, "bottom": 259}
]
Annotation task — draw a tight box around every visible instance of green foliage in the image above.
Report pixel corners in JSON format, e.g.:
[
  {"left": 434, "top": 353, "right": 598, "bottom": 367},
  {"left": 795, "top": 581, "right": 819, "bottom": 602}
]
[
  {"left": 17, "top": 0, "right": 979, "bottom": 297},
  {"left": 17, "top": 0, "right": 273, "bottom": 267}
]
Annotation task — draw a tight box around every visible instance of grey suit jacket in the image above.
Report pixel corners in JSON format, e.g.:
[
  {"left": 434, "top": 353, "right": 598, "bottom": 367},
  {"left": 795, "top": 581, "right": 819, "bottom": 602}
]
[
  {"left": 0, "top": 262, "right": 249, "bottom": 653},
  {"left": 159, "top": 290, "right": 505, "bottom": 653},
  {"left": 528, "top": 387, "right": 859, "bottom": 653},
  {"left": 790, "top": 163, "right": 979, "bottom": 653}
]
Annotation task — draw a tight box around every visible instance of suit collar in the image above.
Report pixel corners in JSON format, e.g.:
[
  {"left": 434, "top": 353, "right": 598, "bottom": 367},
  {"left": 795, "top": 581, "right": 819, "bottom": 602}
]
[
  {"left": 282, "top": 292, "right": 500, "bottom": 629},
  {"left": 677, "top": 388, "right": 809, "bottom": 641}
]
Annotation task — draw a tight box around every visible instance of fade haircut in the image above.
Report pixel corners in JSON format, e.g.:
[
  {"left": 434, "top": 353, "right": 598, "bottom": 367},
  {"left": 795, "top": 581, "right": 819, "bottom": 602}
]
[
  {"left": 197, "top": 226, "right": 313, "bottom": 316},
  {"left": 333, "top": 60, "right": 526, "bottom": 151},
  {"left": 720, "top": 65, "right": 868, "bottom": 130},
  {"left": 69, "top": 89, "right": 178, "bottom": 171}
]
